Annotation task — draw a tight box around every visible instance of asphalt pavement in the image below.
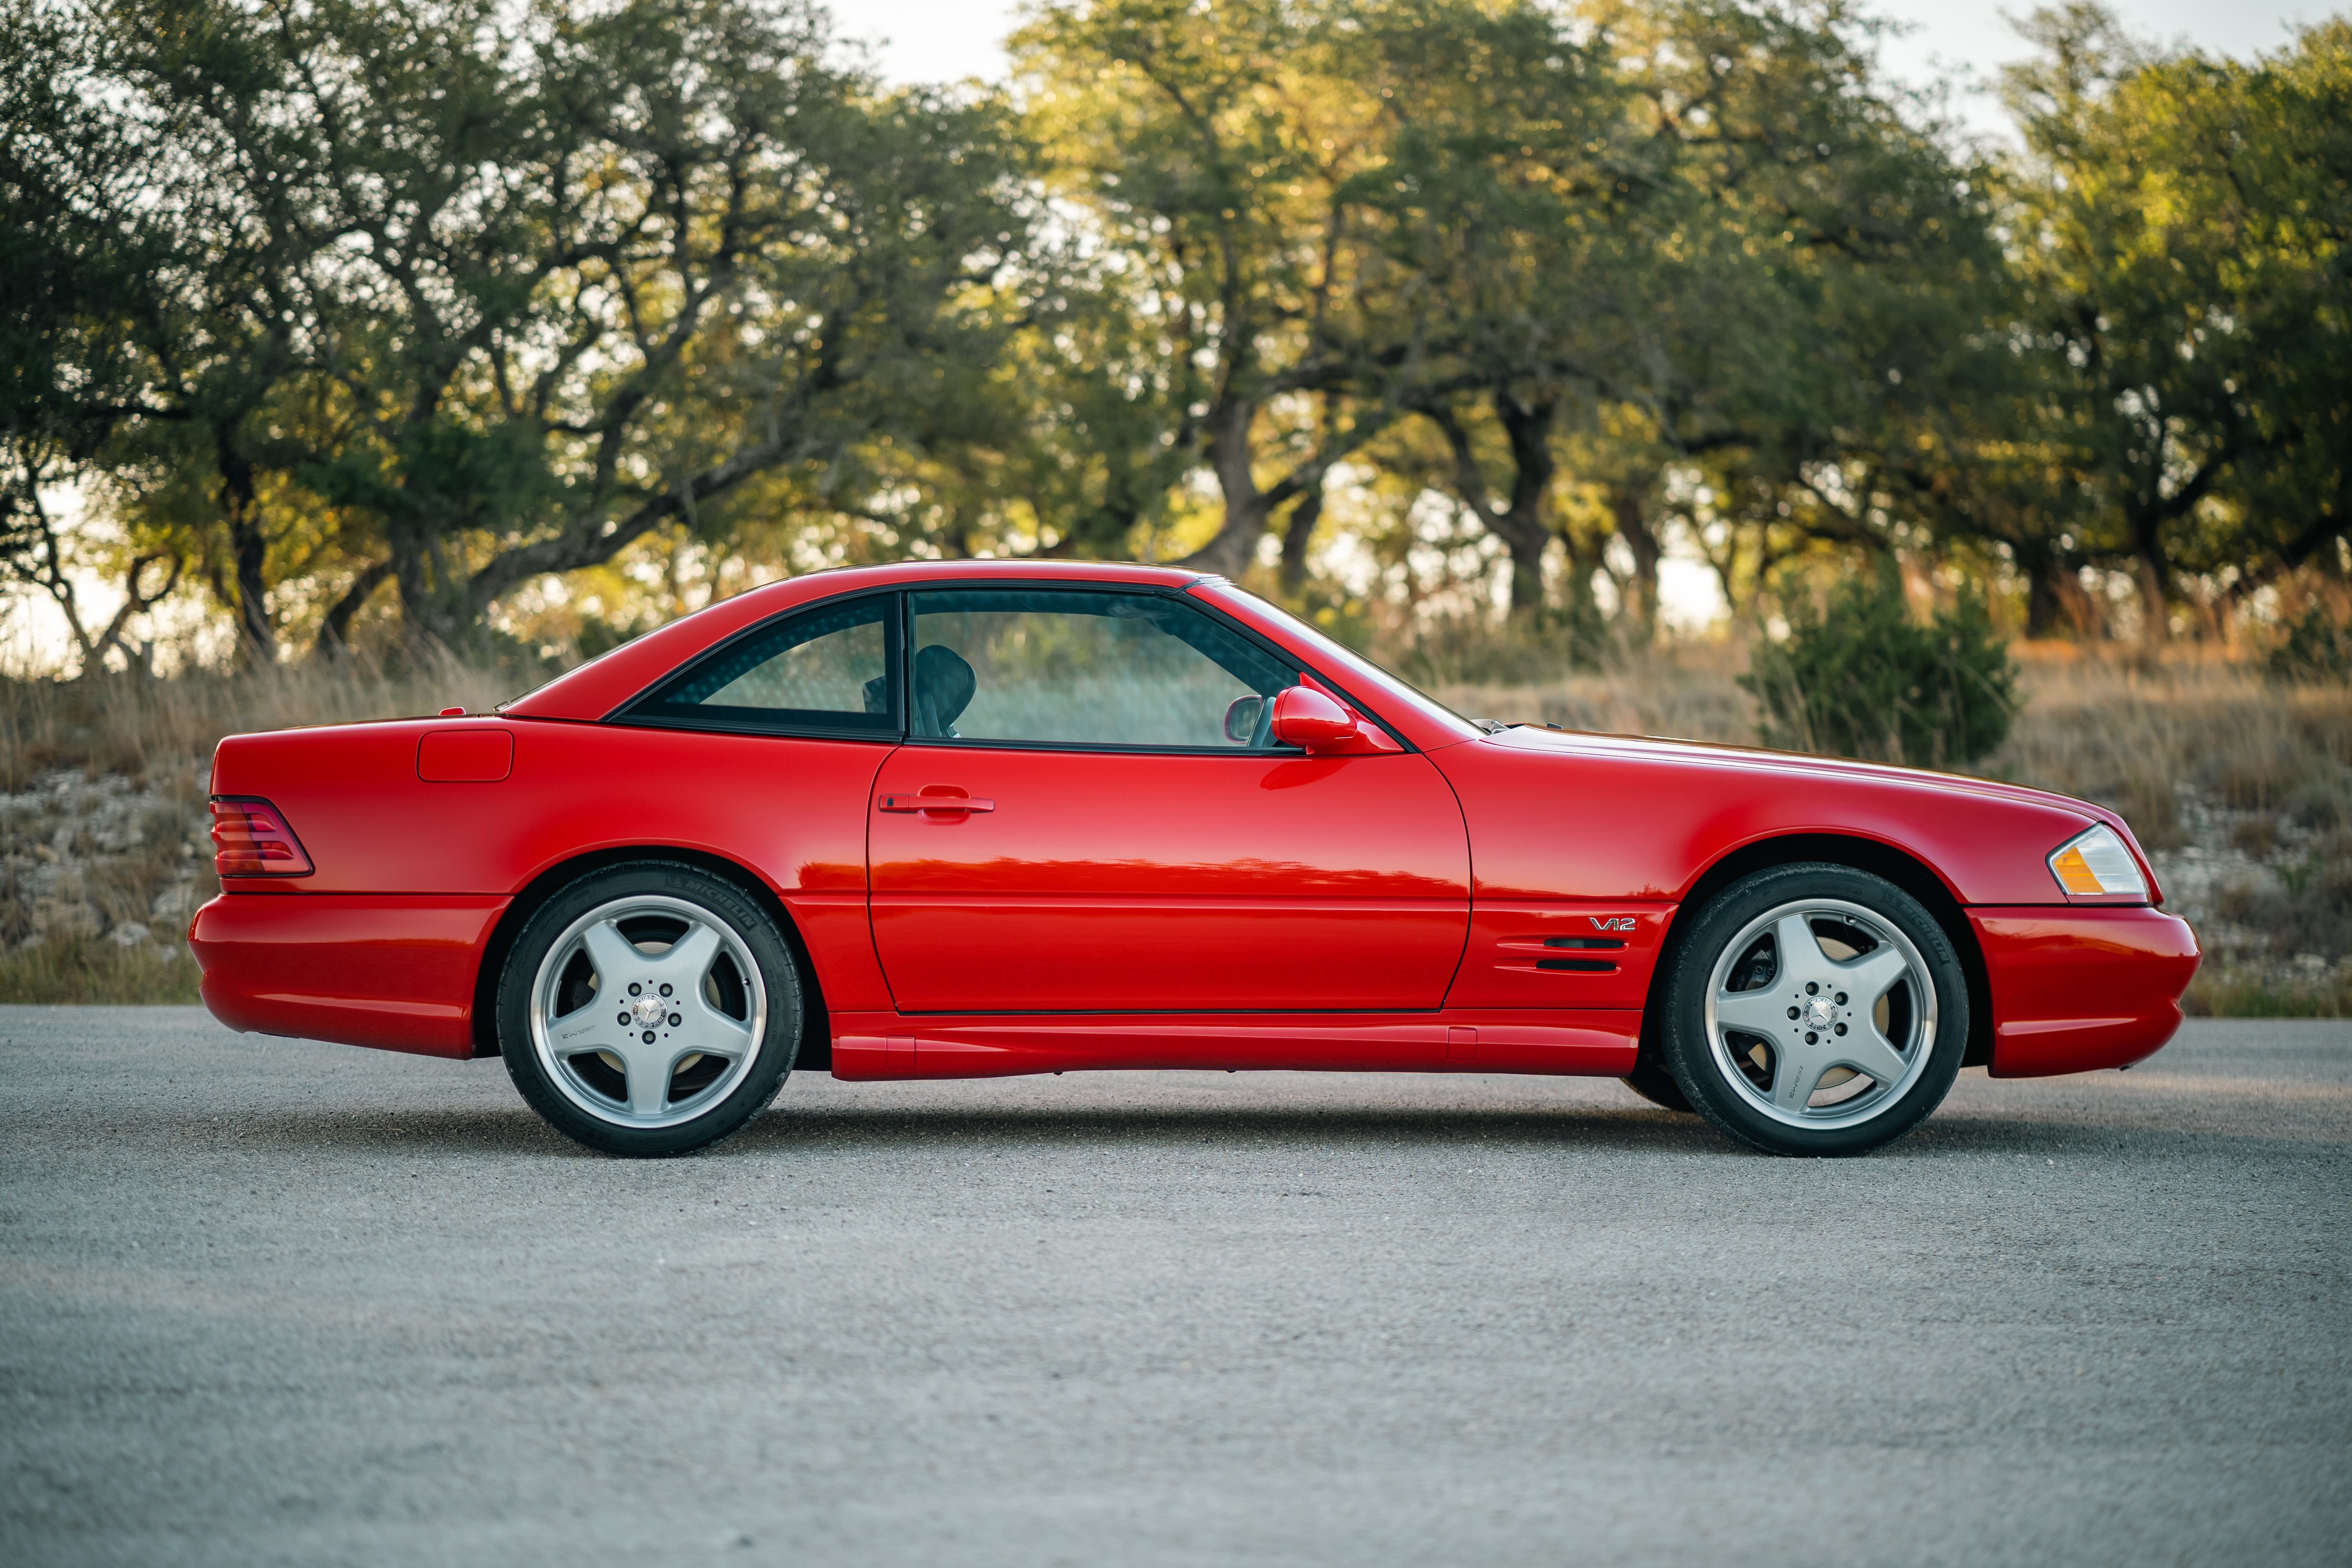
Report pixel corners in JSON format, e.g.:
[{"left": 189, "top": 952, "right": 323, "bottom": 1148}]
[{"left": 2, "top": 1008, "right": 2347, "bottom": 1567}]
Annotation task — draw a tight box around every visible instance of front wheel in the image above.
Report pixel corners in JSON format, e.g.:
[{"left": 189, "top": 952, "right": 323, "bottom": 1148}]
[
  {"left": 497, "top": 862, "right": 802, "bottom": 1157},
  {"left": 1659, "top": 864, "right": 1967, "bottom": 1157}
]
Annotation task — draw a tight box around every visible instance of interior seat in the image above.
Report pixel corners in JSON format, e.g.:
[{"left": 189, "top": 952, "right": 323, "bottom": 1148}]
[{"left": 912, "top": 644, "right": 977, "bottom": 737}]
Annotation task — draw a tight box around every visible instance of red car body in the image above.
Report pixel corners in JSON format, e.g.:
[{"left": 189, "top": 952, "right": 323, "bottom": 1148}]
[{"left": 191, "top": 561, "right": 2198, "bottom": 1086}]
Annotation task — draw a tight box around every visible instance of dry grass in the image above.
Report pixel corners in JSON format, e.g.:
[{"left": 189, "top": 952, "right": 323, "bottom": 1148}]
[
  {"left": 0, "top": 652, "right": 526, "bottom": 793},
  {"left": 1435, "top": 641, "right": 1756, "bottom": 745},
  {"left": 6, "top": 640, "right": 2348, "bottom": 1014},
  {"left": 0, "top": 932, "right": 202, "bottom": 1004}
]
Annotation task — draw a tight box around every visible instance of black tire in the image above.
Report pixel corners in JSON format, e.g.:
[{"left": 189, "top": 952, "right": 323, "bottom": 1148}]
[
  {"left": 1659, "top": 862, "right": 1968, "bottom": 1157},
  {"left": 497, "top": 861, "right": 802, "bottom": 1157},
  {"left": 1620, "top": 1053, "right": 1693, "bottom": 1112}
]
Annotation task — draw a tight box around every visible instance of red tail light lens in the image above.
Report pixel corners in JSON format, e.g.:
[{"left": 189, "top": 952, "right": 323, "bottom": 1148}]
[{"left": 211, "top": 798, "right": 314, "bottom": 877}]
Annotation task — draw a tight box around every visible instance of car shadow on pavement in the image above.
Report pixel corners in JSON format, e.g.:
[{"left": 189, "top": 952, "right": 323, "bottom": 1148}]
[
  {"left": 149, "top": 1101, "right": 1728, "bottom": 1158},
  {"left": 123, "top": 1098, "right": 2341, "bottom": 1161},
  {"left": 84, "top": 1105, "right": 584, "bottom": 1158},
  {"left": 733, "top": 1103, "right": 1765, "bottom": 1156}
]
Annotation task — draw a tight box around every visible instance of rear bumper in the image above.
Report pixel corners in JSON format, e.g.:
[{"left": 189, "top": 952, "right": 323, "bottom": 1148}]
[
  {"left": 1971, "top": 906, "right": 2200, "bottom": 1078},
  {"left": 189, "top": 893, "right": 508, "bottom": 1059}
]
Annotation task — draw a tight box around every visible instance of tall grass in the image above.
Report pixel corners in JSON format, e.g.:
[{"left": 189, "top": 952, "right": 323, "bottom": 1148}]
[
  {"left": 1991, "top": 651, "right": 2352, "bottom": 850},
  {"left": 0, "top": 934, "right": 201, "bottom": 1004},
  {"left": 1434, "top": 641, "right": 1756, "bottom": 745},
  {"left": 0, "top": 652, "right": 529, "bottom": 792}
]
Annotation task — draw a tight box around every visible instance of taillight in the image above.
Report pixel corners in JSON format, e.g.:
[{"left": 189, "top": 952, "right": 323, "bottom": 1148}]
[{"left": 211, "top": 798, "right": 314, "bottom": 877}]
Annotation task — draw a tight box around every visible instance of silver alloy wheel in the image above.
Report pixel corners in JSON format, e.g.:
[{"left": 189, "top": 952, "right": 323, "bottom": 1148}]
[
  {"left": 1702, "top": 897, "right": 1937, "bottom": 1130},
  {"left": 528, "top": 893, "right": 768, "bottom": 1130}
]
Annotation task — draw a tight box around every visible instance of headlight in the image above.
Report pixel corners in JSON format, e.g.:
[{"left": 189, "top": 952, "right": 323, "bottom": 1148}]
[{"left": 2048, "top": 824, "right": 2147, "bottom": 898}]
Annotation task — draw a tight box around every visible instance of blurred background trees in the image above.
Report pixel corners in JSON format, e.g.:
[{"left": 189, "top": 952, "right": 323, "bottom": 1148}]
[{"left": 4, "top": 0, "right": 2348, "bottom": 677}]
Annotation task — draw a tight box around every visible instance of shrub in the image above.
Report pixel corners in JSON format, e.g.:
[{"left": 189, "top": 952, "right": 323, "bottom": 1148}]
[
  {"left": 2268, "top": 603, "right": 2352, "bottom": 684},
  {"left": 1742, "top": 569, "right": 2019, "bottom": 768}
]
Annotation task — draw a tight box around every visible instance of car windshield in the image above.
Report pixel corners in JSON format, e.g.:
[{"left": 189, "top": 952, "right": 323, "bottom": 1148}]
[{"left": 1193, "top": 582, "right": 1486, "bottom": 743}]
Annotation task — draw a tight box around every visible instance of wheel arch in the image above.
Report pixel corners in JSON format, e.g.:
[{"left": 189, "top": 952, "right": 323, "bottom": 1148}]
[
  {"left": 469, "top": 846, "right": 831, "bottom": 1069},
  {"left": 1642, "top": 833, "right": 1993, "bottom": 1070}
]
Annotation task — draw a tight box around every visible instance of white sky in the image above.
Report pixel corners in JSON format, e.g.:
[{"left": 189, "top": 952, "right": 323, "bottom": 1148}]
[{"left": 841, "top": 0, "right": 2330, "bottom": 96}]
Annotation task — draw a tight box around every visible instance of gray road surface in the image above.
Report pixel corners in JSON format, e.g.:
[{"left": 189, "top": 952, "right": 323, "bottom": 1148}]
[{"left": 2, "top": 1009, "right": 2347, "bottom": 1567}]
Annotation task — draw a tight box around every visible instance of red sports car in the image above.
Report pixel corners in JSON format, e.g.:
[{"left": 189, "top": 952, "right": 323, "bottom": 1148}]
[{"left": 191, "top": 561, "right": 2199, "bottom": 1157}]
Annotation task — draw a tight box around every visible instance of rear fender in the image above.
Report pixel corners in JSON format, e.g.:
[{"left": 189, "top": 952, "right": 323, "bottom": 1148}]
[{"left": 467, "top": 846, "right": 839, "bottom": 1069}]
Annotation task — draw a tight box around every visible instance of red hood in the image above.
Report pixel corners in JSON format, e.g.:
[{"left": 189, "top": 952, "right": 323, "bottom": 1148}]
[
  {"left": 1488, "top": 724, "right": 2104, "bottom": 817},
  {"left": 1479, "top": 724, "right": 2162, "bottom": 905}
]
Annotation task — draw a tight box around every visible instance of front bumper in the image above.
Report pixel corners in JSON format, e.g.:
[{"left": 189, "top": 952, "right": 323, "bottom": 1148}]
[
  {"left": 189, "top": 893, "right": 508, "bottom": 1058},
  {"left": 1969, "top": 906, "right": 2201, "bottom": 1078}
]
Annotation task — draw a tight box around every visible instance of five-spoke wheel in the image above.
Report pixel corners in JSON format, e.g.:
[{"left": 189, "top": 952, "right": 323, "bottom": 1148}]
[
  {"left": 498, "top": 863, "right": 801, "bottom": 1156},
  {"left": 1661, "top": 864, "right": 1967, "bottom": 1156},
  {"left": 534, "top": 894, "right": 765, "bottom": 1124}
]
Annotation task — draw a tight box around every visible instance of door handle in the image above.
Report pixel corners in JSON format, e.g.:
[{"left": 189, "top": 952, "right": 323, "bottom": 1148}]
[{"left": 879, "top": 794, "right": 995, "bottom": 814}]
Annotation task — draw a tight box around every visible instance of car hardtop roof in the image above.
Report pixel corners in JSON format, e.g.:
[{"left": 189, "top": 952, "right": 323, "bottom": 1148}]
[{"left": 503, "top": 559, "right": 1218, "bottom": 720}]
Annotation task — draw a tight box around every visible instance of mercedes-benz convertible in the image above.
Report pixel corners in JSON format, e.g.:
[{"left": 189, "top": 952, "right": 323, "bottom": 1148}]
[{"left": 191, "top": 560, "right": 2199, "bottom": 1156}]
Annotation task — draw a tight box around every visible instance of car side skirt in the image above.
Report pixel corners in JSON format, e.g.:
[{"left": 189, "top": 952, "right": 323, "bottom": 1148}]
[
  {"left": 1971, "top": 906, "right": 2201, "bottom": 1078},
  {"left": 190, "top": 893, "right": 508, "bottom": 1060},
  {"left": 827, "top": 1009, "right": 1640, "bottom": 1078}
]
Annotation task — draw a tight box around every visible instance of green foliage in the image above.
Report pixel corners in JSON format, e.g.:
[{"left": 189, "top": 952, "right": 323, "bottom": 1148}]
[
  {"left": 1742, "top": 570, "right": 2020, "bottom": 768},
  {"left": 2, "top": 0, "right": 2347, "bottom": 670},
  {"left": 5, "top": 0, "right": 1039, "bottom": 662},
  {"left": 2269, "top": 604, "right": 2352, "bottom": 684},
  {"left": 1998, "top": 6, "right": 2352, "bottom": 635}
]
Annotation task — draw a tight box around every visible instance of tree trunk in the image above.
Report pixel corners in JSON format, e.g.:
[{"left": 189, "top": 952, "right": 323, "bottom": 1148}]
[
  {"left": 1277, "top": 483, "right": 1323, "bottom": 595},
  {"left": 2134, "top": 554, "right": 2171, "bottom": 644},
  {"left": 2129, "top": 497, "right": 2172, "bottom": 644},
  {"left": 312, "top": 560, "right": 395, "bottom": 660},
  {"left": 1493, "top": 519, "right": 1547, "bottom": 614},
  {"left": 1178, "top": 403, "right": 1275, "bottom": 578},
  {"left": 388, "top": 521, "right": 459, "bottom": 655},
  {"left": 1613, "top": 486, "right": 1661, "bottom": 638},
  {"left": 216, "top": 436, "right": 274, "bottom": 666},
  {"left": 2119, "top": 455, "right": 2186, "bottom": 643},
  {"left": 1490, "top": 392, "right": 1556, "bottom": 615},
  {"left": 2019, "top": 542, "right": 2074, "bottom": 639}
]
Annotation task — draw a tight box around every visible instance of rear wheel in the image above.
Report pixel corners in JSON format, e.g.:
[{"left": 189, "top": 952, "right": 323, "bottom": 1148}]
[
  {"left": 497, "top": 862, "right": 801, "bottom": 1157},
  {"left": 1660, "top": 863, "right": 1967, "bottom": 1156}
]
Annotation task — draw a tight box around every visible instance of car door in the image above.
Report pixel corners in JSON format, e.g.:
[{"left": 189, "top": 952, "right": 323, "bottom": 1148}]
[{"left": 867, "top": 586, "right": 1470, "bottom": 1014}]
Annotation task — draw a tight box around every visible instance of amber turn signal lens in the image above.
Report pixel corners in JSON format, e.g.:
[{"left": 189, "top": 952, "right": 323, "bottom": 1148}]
[
  {"left": 2047, "top": 824, "right": 2146, "bottom": 898},
  {"left": 211, "top": 798, "right": 314, "bottom": 877},
  {"left": 2050, "top": 846, "right": 2105, "bottom": 894}
]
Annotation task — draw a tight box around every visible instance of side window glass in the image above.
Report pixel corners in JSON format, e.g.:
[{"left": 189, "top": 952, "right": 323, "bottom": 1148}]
[
  {"left": 635, "top": 597, "right": 895, "bottom": 734},
  {"left": 907, "top": 589, "right": 1296, "bottom": 748}
]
